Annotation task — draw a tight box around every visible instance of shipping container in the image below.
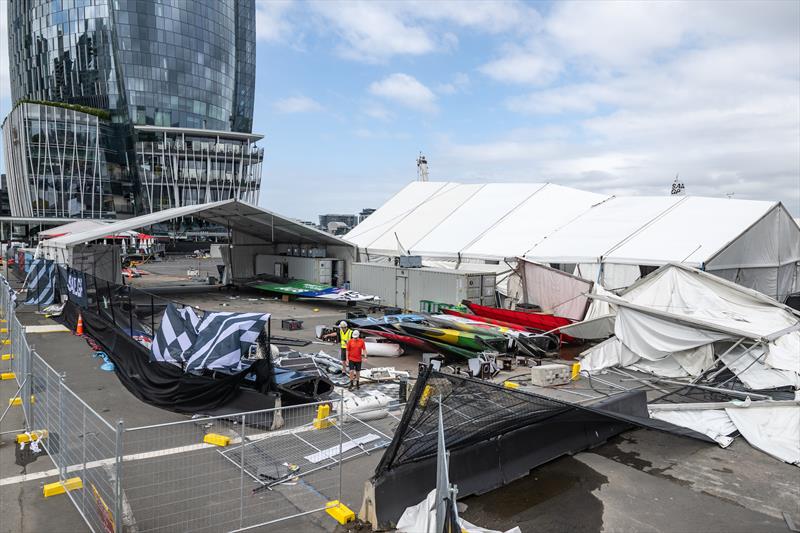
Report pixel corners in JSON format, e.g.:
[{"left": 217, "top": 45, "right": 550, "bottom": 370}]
[
  {"left": 254, "top": 254, "right": 345, "bottom": 286},
  {"left": 349, "top": 262, "right": 496, "bottom": 311}
]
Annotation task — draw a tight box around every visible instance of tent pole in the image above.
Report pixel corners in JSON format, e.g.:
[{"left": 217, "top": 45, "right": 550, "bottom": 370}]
[{"left": 701, "top": 338, "right": 752, "bottom": 382}]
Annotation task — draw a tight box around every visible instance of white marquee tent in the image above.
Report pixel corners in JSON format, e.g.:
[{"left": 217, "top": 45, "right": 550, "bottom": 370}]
[{"left": 346, "top": 182, "right": 800, "bottom": 300}]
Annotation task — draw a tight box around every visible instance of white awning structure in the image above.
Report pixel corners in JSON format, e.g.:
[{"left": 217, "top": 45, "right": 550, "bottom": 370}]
[
  {"left": 44, "top": 199, "right": 350, "bottom": 250},
  {"left": 347, "top": 181, "right": 800, "bottom": 299},
  {"left": 39, "top": 200, "right": 357, "bottom": 283},
  {"left": 38, "top": 219, "right": 110, "bottom": 239}
]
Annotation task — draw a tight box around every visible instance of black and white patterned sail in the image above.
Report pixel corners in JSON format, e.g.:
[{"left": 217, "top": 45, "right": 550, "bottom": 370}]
[
  {"left": 151, "top": 303, "right": 269, "bottom": 373},
  {"left": 24, "top": 259, "right": 56, "bottom": 306}
]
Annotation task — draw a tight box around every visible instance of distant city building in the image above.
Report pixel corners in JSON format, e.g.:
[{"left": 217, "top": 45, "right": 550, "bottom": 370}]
[
  {"left": 319, "top": 213, "right": 358, "bottom": 234},
  {"left": 359, "top": 208, "right": 376, "bottom": 223},
  {"left": 2, "top": 0, "right": 263, "bottom": 220}
]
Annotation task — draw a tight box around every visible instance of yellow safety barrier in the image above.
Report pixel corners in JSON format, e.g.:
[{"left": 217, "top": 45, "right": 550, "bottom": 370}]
[
  {"left": 503, "top": 381, "right": 520, "bottom": 389},
  {"left": 1, "top": 353, "right": 13, "bottom": 361},
  {"left": 325, "top": 500, "right": 355, "bottom": 524},
  {"left": 43, "top": 477, "right": 83, "bottom": 498},
  {"left": 313, "top": 404, "right": 333, "bottom": 429},
  {"left": 571, "top": 362, "right": 581, "bottom": 381}
]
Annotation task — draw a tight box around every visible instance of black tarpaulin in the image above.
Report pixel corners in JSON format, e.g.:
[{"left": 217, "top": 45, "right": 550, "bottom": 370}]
[{"left": 59, "top": 300, "right": 275, "bottom": 413}]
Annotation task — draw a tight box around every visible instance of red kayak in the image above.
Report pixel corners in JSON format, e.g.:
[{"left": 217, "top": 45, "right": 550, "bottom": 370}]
[
  {"left": 463, "top": 302, "right": 575, "bottom": 342},
  {"left": 367, "top": 329, "right": 436, "bottom": 351}
]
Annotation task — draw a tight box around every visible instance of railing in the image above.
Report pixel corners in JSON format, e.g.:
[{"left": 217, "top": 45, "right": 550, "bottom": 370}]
[{"left": 0, "top": 273, "right": 395, "bottom": 532}]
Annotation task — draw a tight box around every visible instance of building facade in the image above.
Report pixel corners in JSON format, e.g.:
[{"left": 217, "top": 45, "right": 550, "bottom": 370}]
[{"left": 2, "top": 0, "right": 262, "bottom": 219}]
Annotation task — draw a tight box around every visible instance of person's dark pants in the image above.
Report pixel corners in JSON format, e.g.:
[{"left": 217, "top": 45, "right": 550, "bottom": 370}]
[{"left": 340, "top": 347, "right": 347, "bottom": 361}]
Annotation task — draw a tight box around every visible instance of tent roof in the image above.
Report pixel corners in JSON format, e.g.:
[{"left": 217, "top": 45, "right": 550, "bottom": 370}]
[
  {"left": 344, "top": 181, "right": 609, "bottom": 258},
  {"left": 38, "top": 219, "right": 110, "bottom": 239},
  {"left": 525, "top": 196, "right": 779, "bottom": 266},
  {"left": 45, "top": 200, "right": 353, "bottom": 249},
  {"left": 347, "top": 181, "right": 788, "bottom": 267}
]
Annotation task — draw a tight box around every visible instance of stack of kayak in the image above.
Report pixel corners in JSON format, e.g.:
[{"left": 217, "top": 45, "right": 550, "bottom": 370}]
[{"left": 345, "top": 310, "right": 561, "bottom": 362}]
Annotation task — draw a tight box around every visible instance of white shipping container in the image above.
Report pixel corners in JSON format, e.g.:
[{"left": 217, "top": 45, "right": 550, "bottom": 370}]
[
  {"left": 254, "top": 254, "right": 342, "bottom": 285},
  {"left": 350, "top": 262, "right": 496, "bottom": 311}
]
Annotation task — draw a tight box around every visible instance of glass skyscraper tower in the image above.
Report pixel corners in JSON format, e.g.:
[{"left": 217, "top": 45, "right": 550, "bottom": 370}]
[{"left": 2, "top": 0, "right": 262, "bottom": 219}]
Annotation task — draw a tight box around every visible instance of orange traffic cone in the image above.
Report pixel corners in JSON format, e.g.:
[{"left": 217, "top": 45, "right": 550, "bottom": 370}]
[{"left": 76, "top": 313, "right": 84, "bottom": 336}]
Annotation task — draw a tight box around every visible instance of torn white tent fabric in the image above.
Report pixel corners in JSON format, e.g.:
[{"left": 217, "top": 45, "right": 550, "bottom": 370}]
[
  {"left": 560, "top": 315, "right": 615, "bottom": 340},
  {"left": 767, "top": 333, "right": 800, "bottom": 374},
  {"left": 650, "top": 409, "right": 736, "bottom": 447},
  {"left": 584, "top": 284, "right": 616, "bottom": 321},
  {"left": 614, "top": 306, "right": 730, "bottom": 360},
  {"left": 631, "top": 356, "right": 689, "bottom": 378},
  {"left": 725, "top": 405, "right": 800, "bottom": 465},
  {"left": 671, "top": 344, "right": 716, "bottom": 376},
  {"left": 579, "top": 337, "right": 639, "bottom": 373},
  {"left": 621, "top": 266, "right": 799, "bottom": 340},
  {"left": 518, "top": 259, "right": 593, "bottom": 321},
  {"left": 396, "top": 489, "right": 522, "bottom": 533},
  {"left": 720, "top": 346, "right": 800, "bottom": 390},
  {"left": 581, "top": 264, "right": 800, "bottom": 383}
]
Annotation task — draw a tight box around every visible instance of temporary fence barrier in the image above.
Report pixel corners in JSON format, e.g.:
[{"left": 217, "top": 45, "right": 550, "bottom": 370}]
[{"left": 0, "top": 273, "right": 401, "bottom": 532}]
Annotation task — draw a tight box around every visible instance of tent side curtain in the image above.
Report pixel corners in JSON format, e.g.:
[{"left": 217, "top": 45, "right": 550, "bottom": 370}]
[
  {"left": 705, "top": 204, "right": 800, "bottom": 300},
  {"left": 517, "top": 258, "right": 593, "bottom": 321}
]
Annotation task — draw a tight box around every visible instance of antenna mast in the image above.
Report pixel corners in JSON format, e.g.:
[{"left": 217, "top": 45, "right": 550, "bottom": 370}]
[{"left": 417, "top": 153, "right": 429, "bottom": 182}]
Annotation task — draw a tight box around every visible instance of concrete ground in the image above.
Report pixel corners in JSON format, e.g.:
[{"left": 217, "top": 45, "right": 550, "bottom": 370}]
[{"left": 2, "top": 260, "right": 798, "bottom": 532}]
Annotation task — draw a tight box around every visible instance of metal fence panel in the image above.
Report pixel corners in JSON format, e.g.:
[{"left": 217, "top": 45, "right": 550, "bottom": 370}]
[{"left": 1, "top": 272, "right": 405, "bottom": 532}]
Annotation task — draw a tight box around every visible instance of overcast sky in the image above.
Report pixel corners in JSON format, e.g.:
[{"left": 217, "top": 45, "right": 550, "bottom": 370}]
[{"left": 1, "top": 1, "right": 798, "bottom": 220}]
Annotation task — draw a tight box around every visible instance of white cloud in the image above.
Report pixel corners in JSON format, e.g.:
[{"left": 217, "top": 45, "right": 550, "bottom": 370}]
[
  {"left": 480, "top": 48, "right": 561, "bottom": 85},
  {"left": 309, "top": 1, "right": 436, "bottom": 62},
  {"left": 255, "top": 0, "right": 296, "bottom": 43},
  {"left": 435, "top": 73, "right": 470, "bottom": 95},
  {"left": 363, "top": 102, "right": 394, "bottom": 121},
  {"left": 369, "top": 73, "right": 437, "bottom": 112},
  {"left": 272, "top": 96, "right": 324, "bottom": 113},
  {"left": 308, "top": 0, "right": 540, "bottom": 62}
]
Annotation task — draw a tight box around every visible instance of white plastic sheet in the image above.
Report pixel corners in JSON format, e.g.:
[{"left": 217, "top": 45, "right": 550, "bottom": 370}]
[
  {"left": 721, "top": 346, "right": 800, "bottom": 390},
  {"left": 650, "top": 409, "right": 736, "bottom": 447},
  {"left": 397, "top": 489, "right": 522, "bottom": 533},
  {"left": 725, "top": 405, "right": 800, "bottom": 465}
]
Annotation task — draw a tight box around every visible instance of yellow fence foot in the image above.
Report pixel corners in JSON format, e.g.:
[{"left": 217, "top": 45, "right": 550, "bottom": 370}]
[
  {"left": 203, "top": 433, "right": 231, "bottom": 447},
  {"left": 43, "top": 477, "right": 83, "bottom": 498},
  {"left": 1, "top": 372, "right": 16, "bottom": 380},
  {"left": 1, "top": 353, "right": 13, "bottom": 361},
  {"left": 8, "top": 395, "right": 34, "bottom": 406},
  {"left": 313, "top": 404, "right": 334, "bottom": 429},
  {"left": 325, "top": 500, "right": 355, "bottom": 525},
  {"left": 16, "top": 430, "right": 48, "bottom": 443}
]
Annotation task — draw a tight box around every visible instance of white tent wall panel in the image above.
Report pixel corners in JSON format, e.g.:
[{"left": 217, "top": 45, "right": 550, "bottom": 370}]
[
  {"left": 519, "top": 260, "right": 593, "bottom": 321},
  {"left": 706, "top": 204, "right": 800, "bottom": 299}
]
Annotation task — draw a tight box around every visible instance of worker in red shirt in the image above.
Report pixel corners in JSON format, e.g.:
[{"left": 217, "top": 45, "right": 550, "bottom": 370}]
[{"left": 346, "top": 329, "right": 367, "bottom": 389}]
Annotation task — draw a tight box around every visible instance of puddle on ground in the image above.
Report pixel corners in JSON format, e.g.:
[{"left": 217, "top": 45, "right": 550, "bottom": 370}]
[{"left": 460, "top": 455, "right": 608, "bottom": 532}]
